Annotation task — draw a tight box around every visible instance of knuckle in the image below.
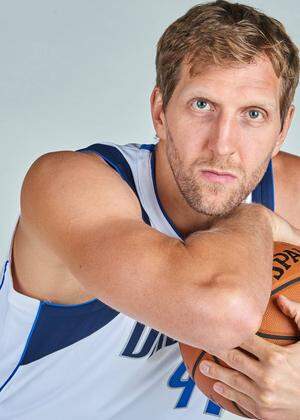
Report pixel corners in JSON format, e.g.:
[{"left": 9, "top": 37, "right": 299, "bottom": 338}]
[
  {"left": 259, "top": 390, "right": 275, "bottom": 408},
  {"left": 231, "top": 371, "right": 241, "bottom": 387},
  {"left": 266, "top": 350, "right": 286, "bottom": 366},
  {"left": 234, "top": 393, "right": 247, "bottom": 409},
  {"left": 261, "top": 374, "right": 276, "bottom": 390},
  {"left": 228, "top": 349, "right": 240, "bottom": 365}
]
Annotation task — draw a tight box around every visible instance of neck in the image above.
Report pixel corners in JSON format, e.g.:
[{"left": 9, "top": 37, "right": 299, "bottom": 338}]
[{"left": 154, "top": 141, "right": 215, "bottom": 239}]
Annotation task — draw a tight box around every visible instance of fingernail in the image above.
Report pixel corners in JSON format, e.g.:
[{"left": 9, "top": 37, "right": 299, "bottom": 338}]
[
  {"left": 199, "top": 362, "right": 210, "bottom": 374},
  {"left": 213, "top": 383, "right": 224, "bottom": 393}
]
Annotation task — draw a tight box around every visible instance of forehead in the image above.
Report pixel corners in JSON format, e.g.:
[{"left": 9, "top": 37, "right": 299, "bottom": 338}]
[{"left": 174, "top": 55, "right": 281, "bottom": 108}]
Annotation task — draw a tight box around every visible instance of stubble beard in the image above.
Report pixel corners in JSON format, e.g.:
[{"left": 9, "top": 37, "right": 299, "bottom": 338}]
[{"left": 165, "top": 132, "right": 272, "bottom": 217}]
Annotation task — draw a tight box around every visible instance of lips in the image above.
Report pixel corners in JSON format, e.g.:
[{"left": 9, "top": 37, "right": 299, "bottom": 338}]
[
  {"left": 200, "top": 169, "right": 237, "bottom": 184},
  {"left": 202, "top": 169, "right": 237, "bottom": 177}
]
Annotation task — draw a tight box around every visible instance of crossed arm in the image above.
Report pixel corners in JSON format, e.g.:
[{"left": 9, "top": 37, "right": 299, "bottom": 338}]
[{"left": 198, "top": 151, "right": 300, "bottom": 420}]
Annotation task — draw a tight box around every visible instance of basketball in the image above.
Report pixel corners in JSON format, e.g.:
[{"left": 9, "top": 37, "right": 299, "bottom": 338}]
[{"left": 179, "top": 242, "right": 300, "bottom": 418}]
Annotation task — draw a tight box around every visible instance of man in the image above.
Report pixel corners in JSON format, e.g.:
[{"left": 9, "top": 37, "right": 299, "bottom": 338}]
[{"left": 0, "top": 1, "right": 299, "bottom": 419}]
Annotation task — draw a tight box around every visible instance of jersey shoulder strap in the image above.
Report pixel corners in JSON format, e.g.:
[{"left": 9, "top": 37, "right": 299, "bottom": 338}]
[
  {"left": 252, "top": 160, "right": 275, "bottom": 211},
  {"left": 76, "top": 142, "right": 151, "bottom": 224}
]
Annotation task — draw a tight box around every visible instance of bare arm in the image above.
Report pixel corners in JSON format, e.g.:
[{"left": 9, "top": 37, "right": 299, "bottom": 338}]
[
  {"left": 20, "top": 150, "right": 298, "bottom": 353},
  {"left": 273, "top": 151, "right": 300, "bottom": 229}
]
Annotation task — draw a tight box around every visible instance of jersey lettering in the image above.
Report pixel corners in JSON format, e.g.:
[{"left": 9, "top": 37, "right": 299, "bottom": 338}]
[
  {"left": 169, "top": 362, "right": 223, "bottom": 416},
  {"left": 121, "top": 322, "right": 177, "bottom": 358}
]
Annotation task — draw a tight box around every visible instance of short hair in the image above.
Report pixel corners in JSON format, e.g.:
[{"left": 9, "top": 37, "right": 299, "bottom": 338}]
[{"left": 155, "top": 0, "right": 299, "bottom": 126}]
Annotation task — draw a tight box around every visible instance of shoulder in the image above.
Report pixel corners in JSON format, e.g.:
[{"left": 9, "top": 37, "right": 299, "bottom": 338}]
[
  {"left": 20, "top": 149, "right": 141, "bottom": 239},
  {"left": 272, "top": 151, "right": 300, "bottom": 228},
  {"left": 21, "top": 149, "right": 122, "bottom": 201},
  {"left": 272, "top": 150, "right": 300, "bottom": 189},
  {"left": 273, "top": 150, "right": 300, "bottom": 169}
]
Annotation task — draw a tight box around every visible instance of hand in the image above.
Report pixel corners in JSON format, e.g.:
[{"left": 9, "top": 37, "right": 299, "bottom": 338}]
[
  {"left": 266, "top": 208, "right": 300, "bottom": 246},
  {"left": 198, "top": 295, "right": 300, "bottom": 420}
]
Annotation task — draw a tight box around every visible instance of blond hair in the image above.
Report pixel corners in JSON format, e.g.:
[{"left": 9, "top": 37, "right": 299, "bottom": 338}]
[{"left": 156, "top": 0, "right": 299, "bottom": 126}]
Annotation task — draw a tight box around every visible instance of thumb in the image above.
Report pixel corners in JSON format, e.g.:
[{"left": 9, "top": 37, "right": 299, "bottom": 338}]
[{"left": 277, "top": 295, "right": 300, "bottom": 329}]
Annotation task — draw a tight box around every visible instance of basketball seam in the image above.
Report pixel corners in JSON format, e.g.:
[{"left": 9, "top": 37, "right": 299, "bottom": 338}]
[
  {"left": 256, "top": 332, "right": 300, "bottom": 340},
  {"left": 271, "top": 276, "right": 300, "bottom": 296},
  {"left": 191, "top": 351, "right": 206, "bottom": 380}
]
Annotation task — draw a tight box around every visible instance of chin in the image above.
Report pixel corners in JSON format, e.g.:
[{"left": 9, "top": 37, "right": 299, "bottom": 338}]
[
  {"left": 196, "top": 202, "right": 237, "bottom": 217},
  {"left": 185, "top": 188, "right": 246, "bottom": 217}
]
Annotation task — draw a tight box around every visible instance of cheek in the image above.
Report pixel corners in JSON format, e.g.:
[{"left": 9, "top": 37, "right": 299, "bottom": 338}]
[
  {"left": 167, "top": 113, "right": 210, "bottom": 157},
  {"left": 238, "top": 128, "right": 277, "bottom": 165},
  {"left": 239, "top": 154, "right": 271, "bottom": 187}
]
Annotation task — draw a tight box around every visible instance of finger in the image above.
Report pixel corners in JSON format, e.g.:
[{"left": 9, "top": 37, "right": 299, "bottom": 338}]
[
  {"left": 213, "top": 382, "right": 258, "bottom": 418},
  {"left": 239, "top": 333, "right": 279, "bottom": 360},
  {"left": 210, "top": 348, "right": 262, "bottom": 383},
  {"left": 199, "top": 360, "right": 257, "bottom": 400},
  {"left": 277, "top": 295, "right": 300, "bottom": 329}
]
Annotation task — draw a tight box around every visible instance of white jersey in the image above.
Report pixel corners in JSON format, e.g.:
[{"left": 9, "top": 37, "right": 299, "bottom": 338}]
[{"left": 0, "top": 141, "right": 275, "bottom": 419}]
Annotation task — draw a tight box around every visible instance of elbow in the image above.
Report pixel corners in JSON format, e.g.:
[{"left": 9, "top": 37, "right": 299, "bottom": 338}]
[
  {"left": 222, "top": 302, "right": 262, "bottom": 352},
  {"left": 228, "top": 289, "right": 263, "bottom": 344},
  {"left": 191, "top": 289, "right": 263, "bottom": 354}
]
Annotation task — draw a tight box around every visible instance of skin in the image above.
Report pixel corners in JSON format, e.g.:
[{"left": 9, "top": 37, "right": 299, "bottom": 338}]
[
  {"left": 11, "top": 53, "right": 300, "bottom": 417},
  {"left": 150, "top": 55, "right": 297, "bottom": 237},
  {"left": 197, "top": 297, "right": 300, "bottom": 420},
  {"left": 151, "top": 55, "right": 300, "bottom": 419}
]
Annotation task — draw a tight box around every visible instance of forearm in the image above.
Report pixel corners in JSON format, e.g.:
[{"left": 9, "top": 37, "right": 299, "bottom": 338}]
[{"left": 182, "top": 203, "right": 274, "bottom": 338}]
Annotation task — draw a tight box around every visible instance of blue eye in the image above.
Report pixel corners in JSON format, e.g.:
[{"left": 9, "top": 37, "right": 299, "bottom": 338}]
[
  {"left": 248, "top": 110, "right": 261, "bottom": 119},
  {"left": 196, "top": 100, "right": 208, "bottom": 109},
  {"left": 192, "top": 99, "right": 211, "bottom": 111}
]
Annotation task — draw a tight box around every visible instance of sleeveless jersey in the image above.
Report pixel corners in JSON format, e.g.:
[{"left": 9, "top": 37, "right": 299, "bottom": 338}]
[{"left": 0, "top": 141, "right": 275, "bottom": 419}]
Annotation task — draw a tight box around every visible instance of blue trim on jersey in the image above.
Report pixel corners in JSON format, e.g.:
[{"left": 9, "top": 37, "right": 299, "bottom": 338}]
[
  {"left": 0, "top": 302, "right": 43, "bottom": 392},
  {"left": 252, "top": 160, "right": 275, "bottom": 211},
  {"left": 20, "top": 299, "right": 119, "bottom": 365},
  {"left": 140, "top": 143, "right": 155, "bottom": 151},
  {"left": 0, "top": 298, "right": 106, "bottom": 388},
  {"left": 150, "top": 146, "right": 184, "bottom": 240},
  {"left": 76, "top": 143, "right": 151, "bottom": 225},
  {"left": 0, "top": 260, "right": 9, "bottom": 291},
  {"left": 0, "top": 262, "right": 120, "bottom": 370}
]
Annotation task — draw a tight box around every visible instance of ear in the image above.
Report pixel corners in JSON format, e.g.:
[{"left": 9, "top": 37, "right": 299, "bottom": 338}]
[
  {"left": 150, "top": 87, "right": 168, "bottom": 141},
  {"left": 271, "top": 105, "right": 295, "bottom": 158}
]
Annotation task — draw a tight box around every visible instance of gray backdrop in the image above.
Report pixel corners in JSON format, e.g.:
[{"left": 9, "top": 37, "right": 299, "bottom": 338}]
[{"left": 1, "top": 0, "right": 299, "bottom": 260}]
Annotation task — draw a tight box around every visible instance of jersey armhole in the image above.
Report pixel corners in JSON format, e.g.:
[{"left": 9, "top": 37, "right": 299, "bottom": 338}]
[{"left": 75, "top": 143, "right": 151, "bottom": 225}]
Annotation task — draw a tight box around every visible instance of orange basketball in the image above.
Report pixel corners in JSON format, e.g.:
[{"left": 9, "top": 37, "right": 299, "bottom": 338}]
[{"left": 180, "top": 242, "right": 300, "bottom": 418}]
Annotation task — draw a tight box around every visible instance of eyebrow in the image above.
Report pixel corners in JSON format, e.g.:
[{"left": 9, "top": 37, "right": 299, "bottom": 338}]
[{"left": 181, "top": 89, "right": 277, "bottom": 111}]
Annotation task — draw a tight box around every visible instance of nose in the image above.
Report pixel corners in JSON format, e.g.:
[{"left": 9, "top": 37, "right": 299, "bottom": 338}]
[{"left": 207, "top": 111, "right": 238, "bottom": 157}]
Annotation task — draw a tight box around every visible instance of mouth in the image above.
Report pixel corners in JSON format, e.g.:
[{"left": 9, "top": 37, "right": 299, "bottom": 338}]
[{"left": 200, "top": 169, "right": 237, "bottom": 184}]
